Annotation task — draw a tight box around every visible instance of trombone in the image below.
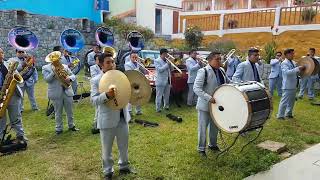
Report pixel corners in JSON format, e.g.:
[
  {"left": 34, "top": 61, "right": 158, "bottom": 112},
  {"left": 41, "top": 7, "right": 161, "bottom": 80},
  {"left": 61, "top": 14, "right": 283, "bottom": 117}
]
[
  {"left": 196, "top": 56, "right": 208, "bottom": 65},
  {"left": 165, "top": 54, "right": 183, "bottom": 74},
  {"left": 137, "top": 56, "right": 153, "bottom": 74}
]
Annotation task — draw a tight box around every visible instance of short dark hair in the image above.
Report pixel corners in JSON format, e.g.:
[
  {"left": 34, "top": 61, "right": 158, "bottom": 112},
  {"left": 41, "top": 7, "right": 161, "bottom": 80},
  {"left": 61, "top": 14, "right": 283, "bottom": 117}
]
[
  {"left": 248, "top": 48, "right": 259, "bottom": 56},
  {"left": 130, "top": 50, "right": 139, "bottom": 55},
  {"left": 98, "top": 53, "right": 113, "bottom": 64},
  {"left": 160, "top": 48, "right": 168, "bottom": 55},
  {"left": 276, "top": 51, "right": 282, "bottom": 55},
  {"left": 190, "top": 49, "right": 197, "bottom": 55},
  {"left": 53, "top": 46, "right": 62, "bottom": 51},
  {"left": 207, "top": 51, "right": 221, "bottom": 61},
  {"left": 284, "top": 48, "right": 294, "bottom": 55},
  {"left": 309, "top": 48, "right": 316, "bottom": 52},
  {"left": 15, "top": 49, "right": 24, "bottom": 53}
]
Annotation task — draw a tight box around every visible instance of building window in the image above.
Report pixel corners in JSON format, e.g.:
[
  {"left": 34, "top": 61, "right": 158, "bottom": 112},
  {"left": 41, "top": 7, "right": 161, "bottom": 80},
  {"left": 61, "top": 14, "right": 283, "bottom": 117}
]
[
  {"left": 16, "top": 10, "right": 27, "bottom": 25},
  {"left": 81, "top": 19, "right": 90, "bottom": 31},
  {"left": 102, "top": 11, "right": 109, "bottom": 23},
  {"left": 155, "top": 9, "right": 162, "bottom": 34}
]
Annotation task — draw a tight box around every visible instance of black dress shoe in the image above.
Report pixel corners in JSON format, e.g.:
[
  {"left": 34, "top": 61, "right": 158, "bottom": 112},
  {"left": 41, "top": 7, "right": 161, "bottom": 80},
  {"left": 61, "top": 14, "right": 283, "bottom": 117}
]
[
  {"left": 91, "top": 128, "right": 100, "bottom": 134},
  {"left": 208, "top": 145, "right": 221, "bottom": 152},
  {"left": 198, "top": 151, "right": 207, "bottom": 157},
  {"left": 104, "top": 173, "right": 113, "bottom": 180},
  {"left": 164, "top": 107, "right": 169, "bottom": 111},
  {"left": 286, "top": 115, "right": 294, "bottom": 119},
  {"left": 69, "top": 126, "right": 80, "bottom": 131},
  {"left": 56, "top": 130, "right": 63, "bottom": 135},
  {"left": 17, "top": 135, "right": 28, "bottom": 142},
  {"left": 277, "top": 117, "right": 285, "bottom": 120},
  {"left": 119, "top": 167, "right": 137, "bottom": 175}
]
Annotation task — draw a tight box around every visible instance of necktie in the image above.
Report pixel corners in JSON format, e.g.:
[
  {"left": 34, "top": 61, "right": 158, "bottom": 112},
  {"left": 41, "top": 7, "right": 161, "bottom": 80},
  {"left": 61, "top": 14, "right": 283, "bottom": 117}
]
[
  {"left": 252, "top": 63, "right": 261, "bottom": 82},
  {"left": 66, "top": 56, "right": 71, "bottom": 63},
  {"left": 214, "top": 69, "right": 225, "bottom": 85}
]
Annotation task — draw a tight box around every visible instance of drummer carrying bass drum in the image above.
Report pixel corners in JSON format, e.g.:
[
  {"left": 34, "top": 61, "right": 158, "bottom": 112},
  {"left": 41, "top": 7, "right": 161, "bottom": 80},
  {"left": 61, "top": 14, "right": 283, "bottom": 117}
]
[{"left": 193, "top": 52, "right": 230, "bottom": 157}]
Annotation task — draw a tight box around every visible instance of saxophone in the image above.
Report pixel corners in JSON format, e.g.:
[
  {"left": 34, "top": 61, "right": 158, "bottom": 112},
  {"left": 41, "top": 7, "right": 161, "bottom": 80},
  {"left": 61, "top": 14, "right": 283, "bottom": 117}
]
[
  {"left": 47, "top": 51, "right": 71, "bottom": 88},
  {"left": 0, "top": 61, "right": 24, "bottom": 118},
  {"left": 19, "top": 55, "right": 35, "bottom": 80}
]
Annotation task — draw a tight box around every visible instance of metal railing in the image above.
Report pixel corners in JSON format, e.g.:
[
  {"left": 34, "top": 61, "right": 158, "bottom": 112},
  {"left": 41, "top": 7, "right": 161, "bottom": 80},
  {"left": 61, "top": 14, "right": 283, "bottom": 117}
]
[
  {"left": 182, "top": 0, "right": 212, "bottom": 12},
  {"left": 280, "top": 5, "right": 320, "bottom": 25},
  {"left": 185, "top": 15, "right": 220, "bottom": 31},
  {"left": 224, "top": 9, "right": 275, "bottom": 29}
]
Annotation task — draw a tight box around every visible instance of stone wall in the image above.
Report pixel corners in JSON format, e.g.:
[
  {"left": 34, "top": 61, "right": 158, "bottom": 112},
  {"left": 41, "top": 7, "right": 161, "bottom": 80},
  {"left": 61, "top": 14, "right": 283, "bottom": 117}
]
[{"left": 0, "top": 10, "right": 100, "bottom": 67}]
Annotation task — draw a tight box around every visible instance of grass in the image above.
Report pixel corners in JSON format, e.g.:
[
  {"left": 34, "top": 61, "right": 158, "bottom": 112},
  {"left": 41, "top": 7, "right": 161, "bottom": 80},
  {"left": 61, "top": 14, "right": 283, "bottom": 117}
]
[{"left": 0, "top": 71, "right": 320, "bottom": 180}]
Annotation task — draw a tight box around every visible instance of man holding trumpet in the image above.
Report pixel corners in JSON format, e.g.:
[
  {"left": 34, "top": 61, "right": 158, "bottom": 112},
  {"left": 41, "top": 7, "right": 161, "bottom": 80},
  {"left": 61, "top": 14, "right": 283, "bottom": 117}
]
[
  {"left": 90, "top": 53, "right": 134, "bottom": 179},
  {"left": 186, "top": 49, "right": 203, "bottom": 106},
  {"left": 154, "top": 48, "right": 172, "bottom": 113},
  {"left": 124, "top": 51, "right": 147, "bottom": 115}
]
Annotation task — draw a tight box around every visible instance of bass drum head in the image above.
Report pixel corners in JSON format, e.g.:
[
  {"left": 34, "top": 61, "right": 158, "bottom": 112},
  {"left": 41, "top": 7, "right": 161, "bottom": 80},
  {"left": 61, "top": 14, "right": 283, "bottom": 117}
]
[{"left": 210, "top": 85, "right": 248, "bottom": 133}]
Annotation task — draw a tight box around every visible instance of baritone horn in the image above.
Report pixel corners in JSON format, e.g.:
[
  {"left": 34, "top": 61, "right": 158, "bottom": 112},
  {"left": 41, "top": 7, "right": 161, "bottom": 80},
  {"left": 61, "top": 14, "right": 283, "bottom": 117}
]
[{"left": 95, "top": 27, "right": 117, "bottom": 58}]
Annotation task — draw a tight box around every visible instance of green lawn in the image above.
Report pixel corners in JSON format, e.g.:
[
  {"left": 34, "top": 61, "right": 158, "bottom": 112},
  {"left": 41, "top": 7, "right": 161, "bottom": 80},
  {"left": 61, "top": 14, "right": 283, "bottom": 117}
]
[{"left": 1, "top": 72, "right": 320, "bottom": 180}]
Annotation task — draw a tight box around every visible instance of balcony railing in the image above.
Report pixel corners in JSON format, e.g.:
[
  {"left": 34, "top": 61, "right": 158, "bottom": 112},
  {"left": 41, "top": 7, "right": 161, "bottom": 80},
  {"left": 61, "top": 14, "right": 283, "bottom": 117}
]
[
  {"left": 280, "top": 5, "right": 320, "bottom": 25},
  {"left": 185, "top": 15, "right": 220, "bottom": 31},
  {"left": 182, "top": 0, "right": 212, "bottom": 12}
]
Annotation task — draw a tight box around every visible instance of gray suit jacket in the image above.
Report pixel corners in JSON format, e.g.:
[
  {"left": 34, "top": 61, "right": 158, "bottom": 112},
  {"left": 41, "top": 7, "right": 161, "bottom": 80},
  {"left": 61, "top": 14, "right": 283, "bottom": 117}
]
[
  {"left": 90, "top": 73, "right": 131, "bottom": 129},
  {"left": 281, "top": 59, "right": 300, "bottom": 90},
  {"left": 232, "top": 60, "right": 262, "bottom": 83},
  {"left": 154, "top": 57, "right": 172, "bottom": 86},
  {"left": 269, "top": 58, "right": 282, "bottom": 79},
  {"left": 87, "top": 51, "right": 96, "bottom": 66},
  {"left": 194, "top": 65, "right": 229, "bottom": 112},
  {"left": 124, "top": 61, "right": 147, "bottom": 74},
  {"left": 12, "top": 57, "right": 38, "bottom": 87},
  {"left": 90, "top": 64, "right": 102, "bottom": 78},
  {"left": 186, "top": 57, "right": 201, "bottom": 84},
  {"left": 42, "top": 63, "right": 76, "bottom": 100}
]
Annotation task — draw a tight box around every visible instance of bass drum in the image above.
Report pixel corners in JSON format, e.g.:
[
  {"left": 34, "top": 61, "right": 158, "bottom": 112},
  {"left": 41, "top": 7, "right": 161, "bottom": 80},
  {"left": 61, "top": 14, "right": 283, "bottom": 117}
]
[{"left": 209, "top": 82, "right": 272, "bottom": 133}]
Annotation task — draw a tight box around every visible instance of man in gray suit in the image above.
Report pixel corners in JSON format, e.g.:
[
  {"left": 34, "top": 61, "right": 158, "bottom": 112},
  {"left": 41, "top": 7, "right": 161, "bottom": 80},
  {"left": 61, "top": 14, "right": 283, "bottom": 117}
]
[
  {"left": 0, "top": 48, "right": 27, "bottom": 142},
  {"left": 61, "top": 50, "right": 78, "bottom": 95},
  {"left": 91, "top": 53, "right": 134, "bottom": 179},
  {"left": 277, "top": 49, "right": 305, "bottom": 120},
  {"left": 13, "top": 50, "right": 39, "bottom": 112},
  {"left": 124, "top": 51, "right": 147, "bottom": 115},
  {"left": 194, "top": 52, "right": 230, "bottom": 157},
  {"left": 269, "top": 51, "right": 283, "bottom": 96},
  {"left": 42, "top": 52, "right": 79, "bottom": 134},
  {"left": 186, "top": 49, "right": 202, "bottom": 106},
  {"left": 154, "top": 48, "right": 172, "bottom": 112},
  {"left": 87, "top": 45, "right": 101, "bottom": 67},
  {"left": 298, "top": 48, "right": 317, "bottom": 100},
  {"left": 232, "top": 48, "right": 262, "bottom": 83},
  {"left": 226, "top": 54, "right": 241, "bottom": 80},
  {"left": 90, "top": 53, "right": 102, "bottom": 134}
]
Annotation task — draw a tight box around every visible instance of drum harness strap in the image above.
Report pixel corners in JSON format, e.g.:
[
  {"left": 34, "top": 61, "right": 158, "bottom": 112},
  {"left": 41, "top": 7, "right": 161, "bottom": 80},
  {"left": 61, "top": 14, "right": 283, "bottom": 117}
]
[{"left": 203, "top": 67, "right": 226, "bottom": 87}]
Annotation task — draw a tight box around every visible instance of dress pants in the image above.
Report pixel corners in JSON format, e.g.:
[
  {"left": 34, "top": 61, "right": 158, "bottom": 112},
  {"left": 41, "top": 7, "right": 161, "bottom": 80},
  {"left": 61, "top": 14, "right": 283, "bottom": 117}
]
[
  {"left": 21, "top": 84, "right": 38, "bottom": 111},
  {"left": 198, "top": 110, "right": 218, "bottom": 152},
  {"left": 187, "top": 83, "right": 197, "bottom": 106},
  {"left": 0, "top": 95, "right": 25, "bottom": 139},
  {"left": 52, "top": 93, "right": 75, "bottom": 132},
  {"left": 269, "top": 76, "right": 282, "bottom": 96},
  {"left": 298, "top": 76, "right": 314, "bottom": 98},
  {"left": 277, "top": 89, "right": 297, "bottom": 118},
  {"left": 100, "top": 118, "right": 129, "bottom": 175},
  {"left": 155, "top": 84, "right": 170, "bottom": 112},
  {"left": 127, "top": 103, "right": 141, "bottom": 114}
]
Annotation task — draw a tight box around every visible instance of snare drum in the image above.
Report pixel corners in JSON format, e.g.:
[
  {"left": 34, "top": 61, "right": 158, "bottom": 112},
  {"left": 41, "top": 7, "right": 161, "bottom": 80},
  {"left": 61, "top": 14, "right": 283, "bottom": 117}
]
[{"left": 209, "top": 82, "right": 272, "bottom": 133}]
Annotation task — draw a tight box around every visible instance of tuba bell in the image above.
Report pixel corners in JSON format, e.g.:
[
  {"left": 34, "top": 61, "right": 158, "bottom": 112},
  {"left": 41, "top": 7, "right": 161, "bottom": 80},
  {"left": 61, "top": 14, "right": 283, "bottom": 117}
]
[
  {"left": 60, "top": 28, "right": 84, "bottom": 75},
  {"left": 8, "top": 27, "right": 38, "bottom": 80},
  {"left": 127, "top": 31, "right": 144, "bottom": 51},
  {"left": 95, "top": 26, "right": 117, "bottom": 58}
]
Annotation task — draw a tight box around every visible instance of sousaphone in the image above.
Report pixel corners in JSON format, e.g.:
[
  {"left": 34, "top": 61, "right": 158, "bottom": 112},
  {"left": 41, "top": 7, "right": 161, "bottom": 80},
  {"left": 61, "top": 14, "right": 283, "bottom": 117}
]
[
  {"left": 99, "top": 70, "right": 131, "bottom": 110},
  {"left": 127, "top": 31, "right": 144, "bottom": 51},
  {"left": 95, "top": 26, "right": 117, "bottom": 58},
  {"left": 124, "top": 70, "right": 152, "bottom": 106}
]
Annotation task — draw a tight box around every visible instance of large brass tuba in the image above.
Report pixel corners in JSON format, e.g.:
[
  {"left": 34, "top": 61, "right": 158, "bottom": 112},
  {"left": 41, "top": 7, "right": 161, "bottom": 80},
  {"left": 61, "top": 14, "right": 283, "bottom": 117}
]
[
  {"left": 8, "top": 27, "right": 38, "bottom": 80},
  {"left": 95, "top": 26, "right": 117, "bottom": 58},
  {"left": 60, "top": 28, "right": 84, "bottom": 75},
  {"left": 45, "top": 51, "right": 71, "bottom": 88},
  {"left": 0, "top": 61, "right": 24, "bottom": 118}
]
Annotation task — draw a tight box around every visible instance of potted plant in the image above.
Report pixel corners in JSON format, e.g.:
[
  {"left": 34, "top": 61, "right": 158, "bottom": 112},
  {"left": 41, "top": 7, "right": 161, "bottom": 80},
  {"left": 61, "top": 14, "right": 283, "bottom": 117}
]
[{"left": 301, "top": 8, "right": 317, "bottom": 23}]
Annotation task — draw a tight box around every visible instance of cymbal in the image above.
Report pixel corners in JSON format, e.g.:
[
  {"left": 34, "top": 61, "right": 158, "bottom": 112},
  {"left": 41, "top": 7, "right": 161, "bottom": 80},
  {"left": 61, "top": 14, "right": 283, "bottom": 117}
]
[
  {"left": 124, "top": 70, "right": 152, "bottom": 106},
  {"left": 99, "top": 70, "right": 131, "bottom": 110},
  {"left": 297, "top": 56, "right": 315, "bottom": 77}
]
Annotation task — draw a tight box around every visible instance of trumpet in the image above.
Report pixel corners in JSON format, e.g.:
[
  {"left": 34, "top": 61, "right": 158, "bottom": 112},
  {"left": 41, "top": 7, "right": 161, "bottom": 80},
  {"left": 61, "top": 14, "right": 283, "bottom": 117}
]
[
  {"left": 165, "top": 54, "right": 183, "bottom": 74},
  {"left": 137, "top": 57, "right": 153, "bottom": 74}
]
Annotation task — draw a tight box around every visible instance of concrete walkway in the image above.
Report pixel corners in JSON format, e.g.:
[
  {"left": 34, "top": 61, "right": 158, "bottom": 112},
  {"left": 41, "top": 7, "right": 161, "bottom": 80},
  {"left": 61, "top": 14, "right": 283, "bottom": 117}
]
[{"left": 245, "top": 143, "right": 320, "bottom": 180}]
